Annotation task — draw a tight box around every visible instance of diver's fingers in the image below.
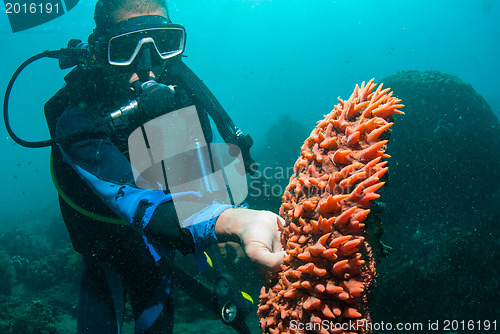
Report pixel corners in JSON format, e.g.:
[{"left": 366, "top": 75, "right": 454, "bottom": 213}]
[
  {"left": 273, "top": 217, "right": 285, "bottom": 253},
  {"left": 222, "top": 241, "right": 245, "bottom": 263},
  {"left": 230, "top": 241, "right": 246, "bottom": 262},
  {"left": 218, "top": 243, "right": 227, "bottom": 257},
  {"left": 245, "top": 242, "right": 285, "bottom": 273}
]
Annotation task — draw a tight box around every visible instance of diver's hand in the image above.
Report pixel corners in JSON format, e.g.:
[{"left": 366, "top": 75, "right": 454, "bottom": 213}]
[
  {"left": 218, "top": 241, "right": 245, "bottom": 263},
  {"left": 215, "top": 208, "right": 285, "bottom": 273}
]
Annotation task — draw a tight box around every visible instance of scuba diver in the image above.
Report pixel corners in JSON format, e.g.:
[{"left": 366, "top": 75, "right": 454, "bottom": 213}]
[{"left": 10, "top": 0, "right": 284, "bottom": 333}]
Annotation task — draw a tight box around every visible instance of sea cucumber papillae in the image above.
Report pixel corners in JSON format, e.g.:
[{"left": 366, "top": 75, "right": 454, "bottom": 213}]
[{"left": 258, "top": 79, "right": 404, "bottom": 334}]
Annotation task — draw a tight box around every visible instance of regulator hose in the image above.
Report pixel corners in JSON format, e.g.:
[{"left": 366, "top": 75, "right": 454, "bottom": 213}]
[{"left": 3, "top": 49, "right": 102, "bottom": 148}]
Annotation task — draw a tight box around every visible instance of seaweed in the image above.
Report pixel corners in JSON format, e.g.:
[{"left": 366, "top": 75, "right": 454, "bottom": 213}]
[
  {"left": 0, "top": 251, "right": 16, "bottom": 296},
  {"left": 11, "top": 300, "right": 57, "bottom": 334}
]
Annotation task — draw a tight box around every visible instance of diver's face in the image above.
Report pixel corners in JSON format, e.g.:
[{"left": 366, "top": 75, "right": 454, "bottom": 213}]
[{"left": 102, "top": 8, "right": 167, "bottom": 91}]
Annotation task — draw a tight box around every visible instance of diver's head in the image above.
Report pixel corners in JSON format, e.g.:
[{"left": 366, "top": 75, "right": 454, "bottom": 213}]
[{"left": 89, "top": 0, "right": 185, "bottom": 89}]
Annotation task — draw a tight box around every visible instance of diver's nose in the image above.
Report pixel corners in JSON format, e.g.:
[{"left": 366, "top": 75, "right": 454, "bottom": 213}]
[{"left": 135, "top": 46, "right": 154, "bottom": 82}]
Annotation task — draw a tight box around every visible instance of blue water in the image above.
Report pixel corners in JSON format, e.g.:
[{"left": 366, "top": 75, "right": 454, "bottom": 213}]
[{"left": 1, "top": 0, "right": 499, "bottom": 222}]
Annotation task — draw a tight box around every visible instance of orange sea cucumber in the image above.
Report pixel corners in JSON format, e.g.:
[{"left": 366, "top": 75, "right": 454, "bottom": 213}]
[{"left": 257, "top": 79, "right": 403, "bottom": 334}]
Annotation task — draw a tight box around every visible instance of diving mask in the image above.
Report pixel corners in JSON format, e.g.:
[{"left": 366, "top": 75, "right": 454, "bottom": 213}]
[{"left": 92, "top": 15, "right": 186, "bottom": 66}]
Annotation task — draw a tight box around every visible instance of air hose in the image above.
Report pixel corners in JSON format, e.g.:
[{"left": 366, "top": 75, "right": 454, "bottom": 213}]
[
  {"left": 168, "top": 59, "right": 257, "bottom": 175},
  {"left": 3, "top": 48, "right": 106, "bottom": 148}
]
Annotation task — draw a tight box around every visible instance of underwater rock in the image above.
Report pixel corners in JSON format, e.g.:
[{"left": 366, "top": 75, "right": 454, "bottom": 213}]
[
  {"left": 380, "top": 70, "right": 500, "bottom": 225},
  {"left": 258, "top": 80, "right": 402, "bottom": 333},
  {"left": 0, "top": 229, "right": 47, "bottom": 262},
  {"left": 0, "top": 251, "right": 16, "bottom": 296},
  {"left": 11, "top": 300, "right": 57, "bottom": 334},
  {"left": 248, "top": 115, "right": 309, "bottom": 212},
  {"left": 372, "top": 70, "right": 500, "bottom": 323},
  {"left": 11, "top": 255, "right": 30, "bottom": 277}
]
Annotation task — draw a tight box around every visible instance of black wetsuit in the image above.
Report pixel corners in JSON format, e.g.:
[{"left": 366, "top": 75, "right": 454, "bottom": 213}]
[{"left": 45, "top": 61, "right": 229, "bottom": 334}]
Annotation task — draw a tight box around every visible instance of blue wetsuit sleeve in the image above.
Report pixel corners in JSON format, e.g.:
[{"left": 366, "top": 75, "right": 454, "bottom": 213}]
[
  {"left": 55, "top": 105, "right": 171, "bottom": 227},
  {"left": 184, "top": 202, "right": 233, "bottom": 271},
  {"left": 55, "top": 105, "right": 230, "bottom": 262}
]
